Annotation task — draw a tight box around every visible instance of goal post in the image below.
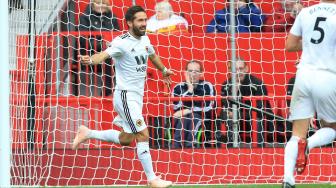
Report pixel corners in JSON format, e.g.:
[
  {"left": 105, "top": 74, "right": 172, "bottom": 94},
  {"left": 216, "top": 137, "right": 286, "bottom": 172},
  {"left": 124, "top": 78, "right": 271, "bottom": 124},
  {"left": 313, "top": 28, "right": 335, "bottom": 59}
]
[
  {"left": 0, "top": 0, "right": 11, "bottom": 186},
  {"left": 8, "top": 0, "right": 336, "bottom": 186}
]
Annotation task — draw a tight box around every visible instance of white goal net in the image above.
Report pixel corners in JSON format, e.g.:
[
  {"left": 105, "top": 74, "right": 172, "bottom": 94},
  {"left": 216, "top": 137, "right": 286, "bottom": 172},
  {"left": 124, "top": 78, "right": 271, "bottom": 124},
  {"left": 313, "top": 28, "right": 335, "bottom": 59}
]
[{"left": 8, "top": 0, "right": 335, "bottom": 186}]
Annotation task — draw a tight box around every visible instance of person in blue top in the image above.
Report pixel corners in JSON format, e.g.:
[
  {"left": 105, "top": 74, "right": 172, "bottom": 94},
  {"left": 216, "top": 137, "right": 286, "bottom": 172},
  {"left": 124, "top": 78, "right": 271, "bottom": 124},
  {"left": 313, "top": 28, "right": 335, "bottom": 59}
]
[{"left": 206, "top": 0, "right": 265, "bottom": 33}]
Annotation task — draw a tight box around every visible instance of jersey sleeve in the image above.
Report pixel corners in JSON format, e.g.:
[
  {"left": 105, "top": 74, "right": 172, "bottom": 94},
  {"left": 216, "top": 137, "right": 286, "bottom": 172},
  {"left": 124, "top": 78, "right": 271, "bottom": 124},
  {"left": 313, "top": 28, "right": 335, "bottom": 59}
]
[
  {"left": 145, "top": 36, "right": 156, "bottom": 55},
  {"left": 289, "top": 10, "right": 303, "bottom": 36},
  {"left": 104, "top": 38, "right": 123, "bottom": 58}
]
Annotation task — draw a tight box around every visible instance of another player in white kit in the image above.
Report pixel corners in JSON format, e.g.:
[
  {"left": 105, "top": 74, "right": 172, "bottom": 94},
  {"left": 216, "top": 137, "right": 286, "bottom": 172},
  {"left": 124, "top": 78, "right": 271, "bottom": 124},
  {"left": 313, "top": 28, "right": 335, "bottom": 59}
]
[
  {"left": 72, "top": 6, "right": 174, "bottom": 188},
  {"left": 283, "top": 0, "right": 336, "bottom": 187}
]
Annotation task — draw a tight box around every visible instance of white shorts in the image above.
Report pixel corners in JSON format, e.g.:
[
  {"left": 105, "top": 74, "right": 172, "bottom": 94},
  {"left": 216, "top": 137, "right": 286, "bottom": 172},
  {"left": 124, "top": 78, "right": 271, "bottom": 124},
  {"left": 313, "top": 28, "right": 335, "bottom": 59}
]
[
  {"left": 289, "top": 68, "right": 336, "bottom": 123},
  {"left": 112, "top": 90, "right": 147, "bottom": 133}
]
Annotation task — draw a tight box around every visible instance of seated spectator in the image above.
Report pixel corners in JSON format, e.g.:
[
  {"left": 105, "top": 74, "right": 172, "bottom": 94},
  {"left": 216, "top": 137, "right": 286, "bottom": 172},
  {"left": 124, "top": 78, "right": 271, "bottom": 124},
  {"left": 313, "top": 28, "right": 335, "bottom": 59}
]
[
  {"left": 147, "top": 1, "right": 188, "bottom": 33},
  {"left": 77, "top": 0, "right": 120, "bottom": 96},
  {"left": 263, "top": 0, "right": 303, "bottom": 32},
  {"left": 206, "top": 0, "right": 265, "bottom": 33},
  {"left": 172, "top": 60, "right": 216, "bottom": 148},
  {"left": 218, "top": 58, "right": 273, "bottom": 146}
]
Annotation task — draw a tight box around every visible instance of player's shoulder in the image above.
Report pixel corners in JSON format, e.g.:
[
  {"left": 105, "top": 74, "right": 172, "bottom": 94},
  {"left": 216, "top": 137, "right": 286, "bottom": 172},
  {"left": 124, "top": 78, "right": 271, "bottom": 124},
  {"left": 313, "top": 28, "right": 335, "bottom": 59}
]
[
  {"left": 141, "top": 35, "right": 151, "bottom": 43},
  {"left": 118, "top": 32, "right": 131, "bottom": 39},
  {"left": 111, "top": 32, "right": 132, "bottom": 46},
  {"left": 304, "top": 2, "right": 336, "bottom": 13},
  {"left": 295, "top": 6, "right": 310, "bottom": 18}
]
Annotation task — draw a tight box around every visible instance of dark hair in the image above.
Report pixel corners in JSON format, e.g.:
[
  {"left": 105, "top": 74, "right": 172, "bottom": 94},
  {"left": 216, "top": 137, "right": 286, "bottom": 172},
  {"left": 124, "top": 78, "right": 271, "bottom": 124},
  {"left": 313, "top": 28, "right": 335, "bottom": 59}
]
[
  {"left": 125, "top": 5, "right": 146, "bottom": 22},
  {"left": 186, "top": 60, "right": 204, "bottom": 72}
]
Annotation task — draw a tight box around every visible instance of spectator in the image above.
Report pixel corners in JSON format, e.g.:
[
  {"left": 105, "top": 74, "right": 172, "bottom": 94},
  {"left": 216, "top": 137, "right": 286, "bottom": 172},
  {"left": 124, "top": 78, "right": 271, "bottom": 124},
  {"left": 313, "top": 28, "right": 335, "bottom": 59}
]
[
  {"left": 79, "top": 0, "right": 120, "bottom": 31},
  {"left": 219, "top": 58, "right": 273, "bottom": 146},
  {"left": 206, "top": 0, "right": 265, "bottom": 33},
  {"left": 263, "top": 0, "right": 303, "bottom": 32},
  {"left": 172, "top": 60, "right": 216, "bottom": 148},
  {"left": 77, "top": 0, "right": 120, "bottom": 96},
  {"left": 146, "top": 1, "right": 188, "bottom": 33}
]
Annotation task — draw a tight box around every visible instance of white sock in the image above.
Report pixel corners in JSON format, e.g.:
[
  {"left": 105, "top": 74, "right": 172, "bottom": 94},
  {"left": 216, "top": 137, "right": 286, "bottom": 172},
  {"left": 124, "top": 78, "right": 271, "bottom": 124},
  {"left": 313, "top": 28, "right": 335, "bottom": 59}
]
[
  {"left": 283, "top": 136, "right": 300, "bottom": 185},
  {"left": 137, "top": 142, "right": 156, "bottom": 181},
  {"left": 88, "top": 129, "right": 120, "bottom": 144},
  {"left": 308, "top": 127, "right": 336, "bottom": 150}
]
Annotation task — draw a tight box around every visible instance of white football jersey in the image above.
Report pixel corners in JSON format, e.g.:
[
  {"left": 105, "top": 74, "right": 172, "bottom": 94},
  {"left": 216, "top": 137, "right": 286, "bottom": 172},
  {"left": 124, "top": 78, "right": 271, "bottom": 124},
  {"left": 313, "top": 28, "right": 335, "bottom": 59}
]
[
  {"left": 105, "top": 32, "right": 155, "bottom": 96},
  {"left": 290, "top": 2, "right": 336, "bottom": 72}
]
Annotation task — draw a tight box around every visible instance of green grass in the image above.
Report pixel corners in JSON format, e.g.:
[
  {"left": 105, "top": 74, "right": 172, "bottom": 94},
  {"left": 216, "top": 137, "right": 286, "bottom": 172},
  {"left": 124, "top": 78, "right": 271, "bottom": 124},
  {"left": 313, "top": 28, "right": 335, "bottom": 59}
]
[{"left": 44, "top": 184, "right": 335, "bottom": 188}]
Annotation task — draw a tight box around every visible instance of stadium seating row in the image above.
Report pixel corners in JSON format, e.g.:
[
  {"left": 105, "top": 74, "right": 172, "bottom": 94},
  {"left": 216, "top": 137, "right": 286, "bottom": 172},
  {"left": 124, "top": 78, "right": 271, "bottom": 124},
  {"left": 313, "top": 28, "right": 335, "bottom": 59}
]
[{"left": 73, "top": 0, "right": 320, "bottom": 32}]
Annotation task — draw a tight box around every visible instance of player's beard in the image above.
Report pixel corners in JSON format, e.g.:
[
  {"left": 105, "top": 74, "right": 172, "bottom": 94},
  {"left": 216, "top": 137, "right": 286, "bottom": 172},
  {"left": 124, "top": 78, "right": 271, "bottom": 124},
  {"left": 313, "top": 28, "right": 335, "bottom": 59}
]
[{"left": 132, "top": 25, "right": 146, "bottom": 37}]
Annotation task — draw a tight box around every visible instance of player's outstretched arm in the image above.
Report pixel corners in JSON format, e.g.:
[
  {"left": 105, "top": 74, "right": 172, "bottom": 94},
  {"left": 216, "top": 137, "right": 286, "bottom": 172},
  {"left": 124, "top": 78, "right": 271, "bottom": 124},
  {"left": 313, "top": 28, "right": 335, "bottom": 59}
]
[
  {"left": 78, "top": 51, "right": 110, "bottom": 65},
  {"left": 286, "top": 33, "right": 302, "bottom": 52},
  {"left": 149, "top": 54, "right": 175, "bottom": 84}
]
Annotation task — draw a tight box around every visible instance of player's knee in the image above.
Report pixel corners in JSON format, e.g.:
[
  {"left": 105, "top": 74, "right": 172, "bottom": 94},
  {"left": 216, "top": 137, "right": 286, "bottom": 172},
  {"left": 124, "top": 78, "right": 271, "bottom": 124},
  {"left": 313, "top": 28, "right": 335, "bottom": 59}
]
[
  {"left": 120, "top": 139, "right": 132, "bottom": 146},
  {"left": 119, "top": 132, "right": 135, "bottom": 146},
  {"left": 135, "top": 129, "right": 149, "bottom": 142},
  {"left": 320, "top": 120, "right": 336, "bottom": 130}
]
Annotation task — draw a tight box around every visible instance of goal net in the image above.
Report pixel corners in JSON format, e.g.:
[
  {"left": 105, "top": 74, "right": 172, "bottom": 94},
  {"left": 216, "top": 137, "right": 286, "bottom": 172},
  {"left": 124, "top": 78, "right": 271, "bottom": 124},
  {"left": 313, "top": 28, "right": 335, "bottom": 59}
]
[{"left": 8, "top": 0, "right": 335, "bottom": 186}]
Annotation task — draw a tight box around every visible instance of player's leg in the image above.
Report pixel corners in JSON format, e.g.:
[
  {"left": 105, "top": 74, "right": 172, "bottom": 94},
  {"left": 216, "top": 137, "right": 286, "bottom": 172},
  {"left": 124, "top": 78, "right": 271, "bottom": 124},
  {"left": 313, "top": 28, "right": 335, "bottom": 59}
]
[
  {"left": 307, "top": 122, "right": 336, "bottom": 150},
  {"left": 292, "top": 119, "right": 310, "bottom": 174},
  {"left": 119, "top": 91, "right": 172, "bottom": 187},
  {"left": 135, "top": 129, "right": 172, "bottom": 187},
  {"left": 308, "top": 70, "right": 336, "bottom": 151},
  {"left": 300, "top": 70, "right": 336, "bottom": 174},
  {"left": 283, "top": 69, "right": 336, "bottom": 187},
  {"left": 283, "top": 68, "right": 314, "bottom": 186},
  {"left": 72, "top": 125, "right": 124, "bottom": 150},
  {"left": 72, "top": 90, "right": 137, "bottom": 149},
  {"left": 283, "top": 118, "right": 310, "bottom": 187}
]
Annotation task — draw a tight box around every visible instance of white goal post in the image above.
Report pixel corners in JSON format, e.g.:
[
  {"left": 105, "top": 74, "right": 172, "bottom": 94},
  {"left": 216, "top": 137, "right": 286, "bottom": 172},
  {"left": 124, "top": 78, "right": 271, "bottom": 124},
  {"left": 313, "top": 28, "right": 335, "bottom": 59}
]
[{"left": 0, "top": 0, "right": 11, "bottom": 186}]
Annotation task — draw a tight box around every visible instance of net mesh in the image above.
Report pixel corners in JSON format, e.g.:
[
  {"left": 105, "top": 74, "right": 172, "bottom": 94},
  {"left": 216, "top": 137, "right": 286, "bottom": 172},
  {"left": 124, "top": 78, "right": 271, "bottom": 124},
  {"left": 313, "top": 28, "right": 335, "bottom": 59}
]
[{"left": 8, "top": 0, "right": 335, "bottom": 186}]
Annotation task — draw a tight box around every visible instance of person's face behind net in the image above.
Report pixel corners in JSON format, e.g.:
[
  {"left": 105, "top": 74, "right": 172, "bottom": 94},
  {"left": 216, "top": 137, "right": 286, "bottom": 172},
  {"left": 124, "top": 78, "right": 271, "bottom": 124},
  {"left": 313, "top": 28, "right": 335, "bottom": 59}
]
[
  {"left": 185, "top": 62, "right": 202, "bottom": 85},
  {"left": 229, "top": 60, "right": 248, "bottom": 83},
  {"left": 156, "top": 9, "right": 170, "bottom": 20},
  {"left": 92, "top": 0, "right": 111, "bottom": 14}
]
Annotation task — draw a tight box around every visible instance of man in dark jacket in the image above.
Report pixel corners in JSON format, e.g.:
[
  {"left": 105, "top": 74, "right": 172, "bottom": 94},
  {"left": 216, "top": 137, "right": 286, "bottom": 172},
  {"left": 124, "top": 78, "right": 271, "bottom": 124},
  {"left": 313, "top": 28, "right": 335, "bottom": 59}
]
[
  {"left": 79, "top": 0, "right": 120, "bottom": 31},
  {"left": 172, "top": 60, "right": 216, "bottom": 148},
  {"left": 77, "top": 0, "right": 120, "bottom": 96},
  {"left": 219, "top": 58, "right": 273, "bottom": 146}
]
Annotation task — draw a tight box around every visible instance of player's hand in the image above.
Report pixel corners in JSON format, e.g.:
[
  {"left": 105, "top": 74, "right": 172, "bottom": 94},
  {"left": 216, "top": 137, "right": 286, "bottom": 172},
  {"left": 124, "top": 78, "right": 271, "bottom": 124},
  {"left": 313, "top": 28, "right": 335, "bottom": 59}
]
[
  {"left": 78, "top": 55, "right": 93, "bottom": 65},
  {"left": 163, "top": 69, "right": 175, "bottom": 85}
]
